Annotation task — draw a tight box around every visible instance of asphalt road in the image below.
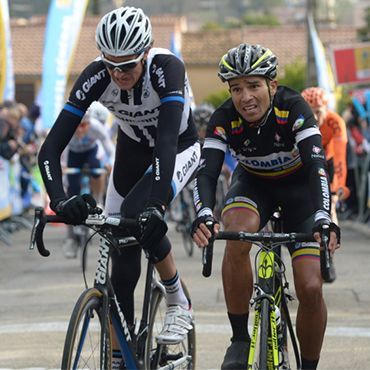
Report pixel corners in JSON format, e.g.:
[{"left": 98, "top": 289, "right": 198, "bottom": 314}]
[{"left": 0, "top": 216, "right": 369, "bottom": 369}]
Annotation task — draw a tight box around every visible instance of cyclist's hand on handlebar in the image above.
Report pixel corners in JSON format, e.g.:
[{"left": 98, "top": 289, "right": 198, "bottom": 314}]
[
  {"left": 312, "top": 219, "right": 341, "bottom": 256},
  {"left": 137, "top": 199, "right": 168, "bottom": 252},
  {"left": 191, "top": 215, "right": 220, "bottom": 248},
  {"left": 51, "top": 194, "right": 97, "bottom": 225}
]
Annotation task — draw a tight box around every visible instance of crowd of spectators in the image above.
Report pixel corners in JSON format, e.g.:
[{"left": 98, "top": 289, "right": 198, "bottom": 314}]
[
  {"left": 0, "top": 92, "right": 369, "bottom": 246},
  {"left": 340, "top": 96, "right": 370, "bottom": 221},
  {"left": 0, "top": 99, "right": 43, "bottom": 244}
]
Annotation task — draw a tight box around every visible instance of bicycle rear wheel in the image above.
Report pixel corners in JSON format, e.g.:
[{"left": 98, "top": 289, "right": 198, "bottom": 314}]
[
  {"left": 61, "top": 288, "right": 112, "bottom": 369},
  {"left": 145, "top": 280, "right": 196, "bottom": 369},
  {"left": 279, "top": 295, "right": 301, "bottom": 370}
]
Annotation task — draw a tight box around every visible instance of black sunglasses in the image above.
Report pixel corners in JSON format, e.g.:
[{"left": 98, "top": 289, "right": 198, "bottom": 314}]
[{"left": 101, "top": 52, "right": 145, "bottom": 72}]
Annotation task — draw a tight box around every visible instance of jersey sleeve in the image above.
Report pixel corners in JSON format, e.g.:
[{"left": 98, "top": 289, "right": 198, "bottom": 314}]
[
  {"left": 297, "top": 132, "right": 332, "bottom": 222},
  {"left": 288, "top": 98, "right": 332, "bottom": 221},
  {"left": 193, "top": 110, "right": 228, "bottom": 217},
  {"left": 148, "top": 54, "right": 187, "bottom": 202},
  {"left": 38, "top": 61, "right": 110, "bottom": 204}
]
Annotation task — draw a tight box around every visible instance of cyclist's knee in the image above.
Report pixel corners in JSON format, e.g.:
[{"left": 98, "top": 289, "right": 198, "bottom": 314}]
[
  {"left": 223, "top": 209, "right": 259, "bottom": 233},
  {"left": 294, "top": 263, "right": 323, "bottom": 307},
  {"left": 144, "top": 235, "right": 171, "bottom": 264}
]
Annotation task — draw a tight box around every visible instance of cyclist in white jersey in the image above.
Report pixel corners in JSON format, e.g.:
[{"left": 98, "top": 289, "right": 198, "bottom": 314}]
[
  {"left": 37, "top": 6, "right": 200, "bottom": 366},
  {"left": 61, "top": 111, "right": 115, "bottom": 258}
]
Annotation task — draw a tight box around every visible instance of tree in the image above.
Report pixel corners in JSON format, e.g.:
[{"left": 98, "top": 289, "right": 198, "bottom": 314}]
[
  {"left": 203, "top": 89, "right": 231, "bottom": 109},
  {"left": 242, "top": 14, "right": 281, "bottom": 26},
  {"left": 357, "top": 6, "right": 370, "bottom": 42},
  {"left": 278, "top": 57, "right": 307, "bottom": 93}
]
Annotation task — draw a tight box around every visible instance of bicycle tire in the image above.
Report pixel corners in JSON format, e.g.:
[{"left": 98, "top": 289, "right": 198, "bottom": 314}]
[
  {"left": 280, "top": 296, "right": 301, "bottom": 370},
  {"left": 257, "top": 298, "right": 271, "bottom": 370},
  {"left": 79, "top": 225, "right": 89, "bottom": 272},
  {"left": 145, "top": 280, "right": 196, "bottom": 369},
  {"left": 61, "top": 288, "right": 112, "bottom": 369}
]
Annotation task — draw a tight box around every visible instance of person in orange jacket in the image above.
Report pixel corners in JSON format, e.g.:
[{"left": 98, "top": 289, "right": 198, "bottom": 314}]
[{"left": 302, "top": 87, "right": 350, "bottom": 225}]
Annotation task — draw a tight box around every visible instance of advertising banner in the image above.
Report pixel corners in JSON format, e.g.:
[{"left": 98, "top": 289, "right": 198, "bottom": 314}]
[
  {"left": 41, "top": 0, "right": 88, "bottom": 129},
  {"left": 330, "top": 42, "right": 370, "bottom": 86},
  {"left": 0, "top": 0, "right": 15, "bottom": 102}
]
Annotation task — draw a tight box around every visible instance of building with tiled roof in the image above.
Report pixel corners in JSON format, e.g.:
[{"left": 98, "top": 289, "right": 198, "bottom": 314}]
[
  {"left": 182, "top": 25, "right": 359, "bottom": 103},
  {"left": 0, "top": 15, "right": 360, "bottom": 107}
]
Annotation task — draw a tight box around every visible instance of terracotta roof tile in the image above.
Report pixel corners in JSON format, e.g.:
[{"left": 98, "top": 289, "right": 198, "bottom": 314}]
[
  {"left": 181, "top": 24, "right": 359, "bottom": 72},
  {"left": 1, "top": 16, "right": 360, "bottom": 78}
]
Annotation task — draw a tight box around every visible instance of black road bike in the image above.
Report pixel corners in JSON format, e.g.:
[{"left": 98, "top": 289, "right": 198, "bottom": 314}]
[
  {"left": 30, "top": 206, "right": 196, "bottom": 370},
  {"left": 202, "top": 212, "right": 330, "bottom": 369}
]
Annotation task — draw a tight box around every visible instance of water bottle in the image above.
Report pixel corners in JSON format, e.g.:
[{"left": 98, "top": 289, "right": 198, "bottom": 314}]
[{"left": 274, "top": 306, "right": 281, "bottom": 329}]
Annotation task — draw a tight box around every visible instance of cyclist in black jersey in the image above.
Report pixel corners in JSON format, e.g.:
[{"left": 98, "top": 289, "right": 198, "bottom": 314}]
[
  {"left": 191, "top": 43, "right": 341, "bottom": 370},
  {"left": 38, "top": 6, "right": 199, "bottom": 366}
]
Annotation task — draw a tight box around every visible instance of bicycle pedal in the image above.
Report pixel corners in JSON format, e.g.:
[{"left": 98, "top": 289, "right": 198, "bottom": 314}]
[{"left": 285, "top": 293, "right": 295, "bottom": 301}]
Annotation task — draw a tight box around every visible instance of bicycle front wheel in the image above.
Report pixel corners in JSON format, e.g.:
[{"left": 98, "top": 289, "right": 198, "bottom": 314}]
[
  {"left": 77, "top": 225, "right": 89, "bottom": 272},
  {"left": 61, "top": 288, "right": 112, "bottom": 370},
  {"left": 250, "top": 299, "right": 274, "bottom": 370},
  {"left": 145, "top": 280, "right": 196, "bottom": 369}
]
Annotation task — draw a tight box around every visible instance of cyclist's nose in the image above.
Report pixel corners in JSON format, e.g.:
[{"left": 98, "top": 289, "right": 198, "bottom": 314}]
[{"left": 241, "top": 88, "right": 252, "bottom": 102}]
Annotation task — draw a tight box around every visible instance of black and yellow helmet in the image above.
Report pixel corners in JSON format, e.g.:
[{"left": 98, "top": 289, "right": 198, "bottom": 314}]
[{"left": 218, "top": 43, "right": 278, "bottom": 83}]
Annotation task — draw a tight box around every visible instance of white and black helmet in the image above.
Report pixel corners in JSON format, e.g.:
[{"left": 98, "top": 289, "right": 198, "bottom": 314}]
[
  {"left": 218, "top": 43, "right": 278, "bottom": 83},
  {"left": 193, "top": 103, "right": 215, "bottom": 130},
  {"left": 95, "top": 7, "right": 153, "bottom": 56}
]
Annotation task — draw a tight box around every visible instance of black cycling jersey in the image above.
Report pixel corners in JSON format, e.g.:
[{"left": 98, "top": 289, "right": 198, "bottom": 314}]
[
  {"left": 38, "top": 47, "right": 198, "bottom": 205},
  {"left": 194, "top": 85, "right": 331, "bottom": 221}
]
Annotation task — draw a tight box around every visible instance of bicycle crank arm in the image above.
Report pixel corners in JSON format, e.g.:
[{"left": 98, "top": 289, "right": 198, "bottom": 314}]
[{"left": 158, "top": 355, "right": 192, "bottom": 370}]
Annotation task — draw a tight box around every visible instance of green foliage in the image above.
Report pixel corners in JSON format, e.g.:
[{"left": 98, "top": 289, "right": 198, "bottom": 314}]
[
  {"left": 202, "top": 89, "right": 231, "bottom": 108},
  {"left": 242, "top": 14, "right": 281, "bottom": 26},
  {"left": 247, "top": 0, "right": 284, "bottom": 13},
  {"left": 202, "top": 22, "right": 224, "bottom": 31},
  {"left": 278, "top": 57, "right": 307, "bottom": 93},
  {"left": 357, "top": 6, "right": 370, "bottom": 42}
]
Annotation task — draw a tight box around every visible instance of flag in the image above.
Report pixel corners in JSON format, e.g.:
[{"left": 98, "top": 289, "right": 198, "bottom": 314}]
[
  {"left": 0, "top": 0, "right": 15, "bottom": 102},
  {"left": 170, "top": 31, "right": 196, "bottom": 109},
  {"left": 41, "top": 0, "right": 88, "bottom": 129},
  {"left": 307, "top": 14, "right": 337, "bottom": 110}
]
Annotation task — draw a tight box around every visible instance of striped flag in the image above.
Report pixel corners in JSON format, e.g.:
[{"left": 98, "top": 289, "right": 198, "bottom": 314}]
[{"left": 307, "top": 14, "right": 337, "bottom": 111}]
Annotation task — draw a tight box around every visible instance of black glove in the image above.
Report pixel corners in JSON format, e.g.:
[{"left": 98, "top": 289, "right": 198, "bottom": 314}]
[
  {"left": 191, "top": 215, "right": 219, "bottom": 238},
  {"left": 137, "top": 199, "right": 168, "bottom": 252},
  {"left": 51, "top": 194, "right": 96, "bottom": 225},
  {"left": 312, "top": 219, "right": 341, "bottom": 244}
]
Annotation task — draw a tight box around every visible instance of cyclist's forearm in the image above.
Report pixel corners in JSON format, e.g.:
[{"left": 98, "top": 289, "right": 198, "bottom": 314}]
[
  {"left": 38, "top": 141, "right": 66, "bottom": 201},
  {"left": 150, "top": 103, "right": 182, "bottom": 203},
  {"left": 38, "top": 111, "right": 79, "bottom": 201},
  {"left": 299, "top": 135, "right": 332, "bottom": 219},
  {"left": 194, "top": 148, "right": 224, "bottom": 216}
]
